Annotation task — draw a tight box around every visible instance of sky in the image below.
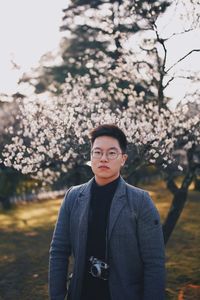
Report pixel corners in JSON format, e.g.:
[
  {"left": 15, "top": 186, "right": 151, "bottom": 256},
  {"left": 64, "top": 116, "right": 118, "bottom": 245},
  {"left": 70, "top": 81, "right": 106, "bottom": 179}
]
[
  {"left": 0, "top": 0, "right": 66, "bottom": 95},
  {"left": 0, "top": 1, "right": 199, "bottom": 108}
]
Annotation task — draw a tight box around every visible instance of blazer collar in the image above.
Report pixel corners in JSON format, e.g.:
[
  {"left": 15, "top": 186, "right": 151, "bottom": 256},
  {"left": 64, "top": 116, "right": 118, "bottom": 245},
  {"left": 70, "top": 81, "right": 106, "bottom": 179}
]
[
  {"left": 108, "top": 176, "right": 127, "bottom": 240},
  {"left": 78, "top": 176, "right": 126, "bottom": 198}
]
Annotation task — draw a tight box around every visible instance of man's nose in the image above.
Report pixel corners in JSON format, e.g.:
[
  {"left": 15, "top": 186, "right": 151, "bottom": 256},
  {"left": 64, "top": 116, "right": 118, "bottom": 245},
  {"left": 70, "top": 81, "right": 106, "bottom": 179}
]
[{"left": 100, "top": 152, "right": 108, "bottom": 161}]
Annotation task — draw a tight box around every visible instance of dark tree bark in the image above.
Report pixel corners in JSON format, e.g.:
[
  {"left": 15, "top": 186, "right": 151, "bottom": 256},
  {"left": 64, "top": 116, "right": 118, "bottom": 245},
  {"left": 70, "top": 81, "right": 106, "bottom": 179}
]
[
  {"left": 162, "top": 182, "right": 188, "bottom": 245},
  {"left": 194, "top": 175, "right": 200, "bottom": 191},
  {"left": 0, "top": 195, "right": 11, "bottom": 210},
  {"left": 163, "top": 145, "right": 197, "bottom": 245}
]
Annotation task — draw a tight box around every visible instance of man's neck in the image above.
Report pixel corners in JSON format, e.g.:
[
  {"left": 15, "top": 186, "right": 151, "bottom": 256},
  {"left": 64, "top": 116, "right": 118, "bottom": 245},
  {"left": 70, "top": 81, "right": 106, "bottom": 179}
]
[{"left": 94, "top": 175, "right": 120, "bottom": 186}]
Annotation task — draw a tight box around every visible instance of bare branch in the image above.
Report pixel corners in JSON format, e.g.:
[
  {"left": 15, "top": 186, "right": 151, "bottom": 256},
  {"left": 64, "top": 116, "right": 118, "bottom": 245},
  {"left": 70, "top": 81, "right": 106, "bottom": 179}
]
[
  {"left": 166, "top": 28, "right": 195, "bottom": 41},
  {"left": 163, "top": 76, "right": 175, "bottom": 90},
  {"left": 175, "top": 74, "right": 199, "bottom": 81},
  {"left": 166, "top": 49, "right": 200, "bottom": 73},
  {"left": 132, "top": 60, "right": 154, "bottom": 70},
  {"left": 153, "top": 23, "right": 167, "bottom": 73}
]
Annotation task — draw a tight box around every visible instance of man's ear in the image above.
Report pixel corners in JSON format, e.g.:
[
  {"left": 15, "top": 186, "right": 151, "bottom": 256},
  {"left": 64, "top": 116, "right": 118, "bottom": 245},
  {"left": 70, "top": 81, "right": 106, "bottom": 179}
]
[{"left": 121, "top": 154, "right": 128, "bottom": 166}]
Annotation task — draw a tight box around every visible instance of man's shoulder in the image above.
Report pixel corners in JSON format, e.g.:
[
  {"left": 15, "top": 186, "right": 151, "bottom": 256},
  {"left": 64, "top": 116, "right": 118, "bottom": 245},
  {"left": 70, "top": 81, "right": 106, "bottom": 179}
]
[
  {"left": 66, "top": 181, "right": 88, "bottom": 197},
  {"left": 62, "top": 181, "right": 90, "bottom": 211},
  {"left": 65, "top": 178, "right": 93, "bottom": 198},
  {"left": 124, "top": 181, "right": 154, "bottom": 210},
  {"left": 125, "top": 181, "right": 159, "bottom": 215},
  {"left": 125, "top": 182, "right": 148, "bottom": 197}
]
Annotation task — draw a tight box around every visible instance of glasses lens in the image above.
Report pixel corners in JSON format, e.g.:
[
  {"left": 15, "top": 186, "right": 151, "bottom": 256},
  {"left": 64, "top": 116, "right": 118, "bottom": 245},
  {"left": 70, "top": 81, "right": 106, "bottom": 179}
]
[
  {"left": 107, "top": 150, "right": 118, "bottom": 160},
  {"left": 92, "top": 150, "right": 102, "bottom": 159},
  {"left": 91, "top": 150, "right": 121, "bottom": 160}
]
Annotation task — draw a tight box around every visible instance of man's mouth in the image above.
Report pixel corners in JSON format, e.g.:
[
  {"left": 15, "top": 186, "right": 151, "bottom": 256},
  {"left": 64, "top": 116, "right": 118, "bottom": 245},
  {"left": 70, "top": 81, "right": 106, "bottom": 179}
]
[{"left": 98, "top": 166, "right": 110, "bottom": 169}]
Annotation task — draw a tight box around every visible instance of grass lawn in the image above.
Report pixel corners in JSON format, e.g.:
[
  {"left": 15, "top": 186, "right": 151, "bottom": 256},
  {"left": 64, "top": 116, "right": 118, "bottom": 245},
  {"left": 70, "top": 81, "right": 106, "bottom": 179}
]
[{"left": 0, "top": 180, "right": 199, "bottom": 300}]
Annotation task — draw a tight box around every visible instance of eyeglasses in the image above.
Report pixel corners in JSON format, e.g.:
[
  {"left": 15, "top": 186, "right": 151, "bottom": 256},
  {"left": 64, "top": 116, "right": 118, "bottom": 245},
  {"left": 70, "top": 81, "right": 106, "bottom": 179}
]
[{"left": 91, "top": 149, "right": 123, "bottom": 160}]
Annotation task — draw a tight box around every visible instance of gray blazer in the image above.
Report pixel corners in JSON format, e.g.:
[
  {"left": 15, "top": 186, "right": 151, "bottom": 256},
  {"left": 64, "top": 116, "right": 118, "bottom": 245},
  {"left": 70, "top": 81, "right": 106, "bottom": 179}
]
[{"left": 49, "top": 177, "right": 166, "bottom": 300}]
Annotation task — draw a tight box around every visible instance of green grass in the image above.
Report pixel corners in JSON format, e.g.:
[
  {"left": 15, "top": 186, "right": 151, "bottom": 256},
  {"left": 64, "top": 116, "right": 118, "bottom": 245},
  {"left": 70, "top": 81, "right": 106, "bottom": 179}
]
[{"left": 0, "top": 181, "right": 199, "bottom": 300}]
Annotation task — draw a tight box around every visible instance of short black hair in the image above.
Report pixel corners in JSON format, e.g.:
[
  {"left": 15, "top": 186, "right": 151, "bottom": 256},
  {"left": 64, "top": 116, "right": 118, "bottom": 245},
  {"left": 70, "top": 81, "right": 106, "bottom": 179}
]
[{"left": 90, "top": 124, "right": 127, "bottom": 153}]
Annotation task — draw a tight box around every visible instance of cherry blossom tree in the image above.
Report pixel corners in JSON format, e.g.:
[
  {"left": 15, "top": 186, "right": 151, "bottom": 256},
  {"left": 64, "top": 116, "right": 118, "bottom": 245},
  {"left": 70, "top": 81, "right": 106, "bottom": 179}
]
[
  {"left": 20, "top": 0, "right": 199, "bottom": 115},
  {"left": 20, "top": 0, "right": 171, "bottom": 98},
  {"left": 0, "top": 98, "right": 27, "bottom": 209},
  {"left": 2, "top": 0, "right": 200, "bottom": 243},
  {"left": 2, "top": 64, "right": 200, "bottom": 242}
]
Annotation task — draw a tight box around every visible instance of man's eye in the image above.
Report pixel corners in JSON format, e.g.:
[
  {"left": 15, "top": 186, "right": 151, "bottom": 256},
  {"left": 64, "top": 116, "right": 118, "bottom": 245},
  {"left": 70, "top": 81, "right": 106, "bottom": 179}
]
[
  {"left": 108, "top": 151, "right": 117, "bottom": 155},
  {"left": 94, "top": 151, "right": 101, "bottom": 155}
]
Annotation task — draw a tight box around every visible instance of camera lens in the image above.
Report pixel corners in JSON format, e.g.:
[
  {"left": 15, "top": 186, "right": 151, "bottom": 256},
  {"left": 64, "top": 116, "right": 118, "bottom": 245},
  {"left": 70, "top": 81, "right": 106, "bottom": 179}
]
[{"left": 91, "top": 264, "right": 101, "bottom": 277}]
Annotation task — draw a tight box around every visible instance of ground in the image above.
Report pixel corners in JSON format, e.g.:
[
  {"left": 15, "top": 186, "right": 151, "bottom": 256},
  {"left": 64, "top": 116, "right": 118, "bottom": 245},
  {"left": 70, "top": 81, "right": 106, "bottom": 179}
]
[{"left": 0, "top": 180, "right": 199, "bottom": 300}]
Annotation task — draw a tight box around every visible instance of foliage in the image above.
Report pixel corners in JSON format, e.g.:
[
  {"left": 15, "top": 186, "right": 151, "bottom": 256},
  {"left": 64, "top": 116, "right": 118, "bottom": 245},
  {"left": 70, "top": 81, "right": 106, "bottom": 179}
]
[
  {"left": 12, "top": 0, "right": 200, "bottom": 184},
  {"left": 2, "top": 67, "right": 200, "bottom": 184},
  {"left": 0, "top": 99, "right": 28, "bottom": 207},
  {"left": 1, "top": 0, "right": 199, "bottom": 243},
  {"left": 20, "top": 0, "right": 171, "bottom": 100}
]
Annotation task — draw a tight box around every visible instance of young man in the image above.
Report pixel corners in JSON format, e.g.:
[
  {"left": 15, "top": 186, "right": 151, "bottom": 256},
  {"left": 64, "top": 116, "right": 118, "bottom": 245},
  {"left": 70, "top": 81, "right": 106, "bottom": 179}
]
[{"left": 49, "top": 124, "right": 166, "bottom": 300}]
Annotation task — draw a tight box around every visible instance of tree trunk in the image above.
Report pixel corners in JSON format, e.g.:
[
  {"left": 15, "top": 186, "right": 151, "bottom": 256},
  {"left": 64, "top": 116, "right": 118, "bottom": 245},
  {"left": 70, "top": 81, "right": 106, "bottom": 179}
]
[
  {"left": 194, "top": 176, "right": 200, "bottom": 191},
  {"left": 0, "top": 195, "right": 12, "bottom": 210},
  {"left": 163, "top": 144, "right": 197, "bottom": 245},
  {"left": 162, "top": 188, "right": 188, "bottom": 245}
]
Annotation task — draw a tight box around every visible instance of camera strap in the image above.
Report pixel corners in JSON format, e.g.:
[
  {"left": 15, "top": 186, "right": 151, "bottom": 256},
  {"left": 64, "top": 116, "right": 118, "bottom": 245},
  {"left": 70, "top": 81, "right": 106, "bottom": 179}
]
[{"left": 105, "top": 227, "right": 109, "bottom": 263}]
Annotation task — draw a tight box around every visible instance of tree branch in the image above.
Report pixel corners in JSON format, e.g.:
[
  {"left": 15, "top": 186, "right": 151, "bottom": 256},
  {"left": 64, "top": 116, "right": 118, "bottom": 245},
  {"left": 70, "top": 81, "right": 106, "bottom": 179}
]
[
  {"left": 163, "top": 76, "right": 175, "bottom": 90},
  {"left": 153, "top": 23, "right": 167, "bottom": 74},
  {"left": 166, "top": 49, "right": 200, "bottom": 73},
  {"left": 165, "top": 28, "right": 194, "bottom": 41},
  {"left": 167, "top": 178, "right": 179, "bottom": 195}
]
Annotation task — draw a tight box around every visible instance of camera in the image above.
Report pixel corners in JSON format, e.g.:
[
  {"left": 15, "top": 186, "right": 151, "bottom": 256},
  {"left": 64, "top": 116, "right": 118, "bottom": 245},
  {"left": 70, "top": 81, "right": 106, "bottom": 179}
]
[{"left": 89, "top": 256, "right": 109, "bottom": 280}]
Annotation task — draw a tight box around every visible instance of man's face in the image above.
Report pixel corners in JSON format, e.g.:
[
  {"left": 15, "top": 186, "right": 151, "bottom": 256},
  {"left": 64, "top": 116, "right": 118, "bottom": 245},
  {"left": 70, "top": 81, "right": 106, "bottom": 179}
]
[{"left": 90, "top": 135, "right": 127, "bottom": 185}]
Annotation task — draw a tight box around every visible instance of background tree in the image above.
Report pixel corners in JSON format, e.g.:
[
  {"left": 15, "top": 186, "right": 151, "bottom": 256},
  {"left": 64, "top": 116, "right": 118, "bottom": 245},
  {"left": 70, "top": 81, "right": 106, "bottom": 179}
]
[
  {"left": 2, "top": 69, "right": 200, "bottom": 242},
  {"left": 20, "top": 0, "right": 171, "bottom": 103},
  {"left": 2, "top": 0, "right": 200, "bottom": 243},
  {"left": 0, "top": 96, "right": 40, "bottom": 209},
  {"left": 19, "top": 0, "right": 199, "bottom": 110},
  {"left": 0, "top": 98, "right": 24, "bottom": 209}
]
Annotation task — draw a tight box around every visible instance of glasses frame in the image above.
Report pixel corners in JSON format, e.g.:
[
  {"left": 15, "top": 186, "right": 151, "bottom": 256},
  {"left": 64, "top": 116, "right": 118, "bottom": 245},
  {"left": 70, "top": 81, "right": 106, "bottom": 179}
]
[{"left": 91, "top": 148, "right": 123, "bottom": 160}]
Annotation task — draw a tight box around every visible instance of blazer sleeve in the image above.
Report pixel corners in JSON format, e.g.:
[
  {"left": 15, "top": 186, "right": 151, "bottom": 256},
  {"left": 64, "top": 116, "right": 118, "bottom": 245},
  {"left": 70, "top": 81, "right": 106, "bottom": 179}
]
[
  {"left": 137, "top": 191, "right": 166, "bottom": 300},
  {"left": 48, "top": 188, "right": 73, "bottom": 300}
]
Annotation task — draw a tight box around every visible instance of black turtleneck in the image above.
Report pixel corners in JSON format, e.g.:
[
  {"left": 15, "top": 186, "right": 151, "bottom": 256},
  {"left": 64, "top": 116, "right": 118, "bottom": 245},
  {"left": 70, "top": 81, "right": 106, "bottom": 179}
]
[{"left": 81, "top": 177, "right": 120, "bottom": 300}]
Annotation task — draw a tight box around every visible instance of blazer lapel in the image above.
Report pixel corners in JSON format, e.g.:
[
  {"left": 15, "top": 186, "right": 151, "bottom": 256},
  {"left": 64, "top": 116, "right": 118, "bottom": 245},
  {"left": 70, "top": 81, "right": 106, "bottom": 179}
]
[
  {"left": 77, "top": 178, "right": 93, "bottom": 242},
  {"left": 108, "top": 177, "right": 127, "bottom": 241},
  {"left": 72, "top": 179, "right": 93, "bottom": 298}
]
